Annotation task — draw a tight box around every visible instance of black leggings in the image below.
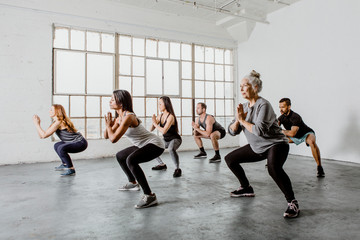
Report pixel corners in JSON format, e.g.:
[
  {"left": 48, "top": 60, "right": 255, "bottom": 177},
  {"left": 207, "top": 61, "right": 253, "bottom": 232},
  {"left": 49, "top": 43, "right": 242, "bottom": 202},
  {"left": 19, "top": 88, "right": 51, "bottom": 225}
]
[
  {"left": 116, "top": 144, "right": 164, "bottom": 195},
  {"left": 225, "top": 143, "right": 295, "bottom": 202}
]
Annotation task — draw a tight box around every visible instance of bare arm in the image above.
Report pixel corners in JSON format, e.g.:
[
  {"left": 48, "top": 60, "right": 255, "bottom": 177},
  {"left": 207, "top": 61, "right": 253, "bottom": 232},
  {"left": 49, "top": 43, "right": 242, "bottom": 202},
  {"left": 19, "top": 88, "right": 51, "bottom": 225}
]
[
  {"left": 153, "top": 114, "right": 175, "bottom": 135},
  {"left": 103, "top": 113, "right": 120, "bottom": 139},
  {"left": 150, "top": 114, "right": 161, "bottom": 132},
  {"left": 105, "top": 114, "right": 133, "bottom": 143},
  {"left": 195, "top": 116, "right": 214, "bottom": 138},
  {"left": 33, "top": 115, "right": 61, "bottom": 139},
  {"left": 282, "top": 126, "right": 299, "bottom": 137}
]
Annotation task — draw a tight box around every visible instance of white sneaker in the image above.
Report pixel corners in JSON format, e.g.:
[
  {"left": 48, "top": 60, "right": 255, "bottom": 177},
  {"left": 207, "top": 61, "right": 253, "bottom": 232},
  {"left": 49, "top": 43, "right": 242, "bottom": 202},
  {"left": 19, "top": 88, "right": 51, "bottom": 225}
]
[
  {"left": 135, "top": 194, "right": 158, "bottom": 209},
  {"left": 118, "top": 182, "right": 140, "bottom": 191}
]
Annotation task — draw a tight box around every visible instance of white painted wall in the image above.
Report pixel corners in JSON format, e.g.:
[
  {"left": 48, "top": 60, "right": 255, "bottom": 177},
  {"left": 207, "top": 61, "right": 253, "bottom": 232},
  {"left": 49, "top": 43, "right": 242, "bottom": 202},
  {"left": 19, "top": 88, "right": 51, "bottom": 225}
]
[
  {"left": 237, "top": 0, "right": 360, "bottom": 163},
  {"left": 0, "top": 0, "right": 239, "bottom": 165}
]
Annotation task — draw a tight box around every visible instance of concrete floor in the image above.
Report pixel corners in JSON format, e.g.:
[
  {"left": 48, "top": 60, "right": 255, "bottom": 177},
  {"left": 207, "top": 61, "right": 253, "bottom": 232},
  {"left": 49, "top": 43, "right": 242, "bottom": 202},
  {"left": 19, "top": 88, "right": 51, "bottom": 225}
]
[{"left": 1, "top": 148, "right": 359, "bottom": 240}]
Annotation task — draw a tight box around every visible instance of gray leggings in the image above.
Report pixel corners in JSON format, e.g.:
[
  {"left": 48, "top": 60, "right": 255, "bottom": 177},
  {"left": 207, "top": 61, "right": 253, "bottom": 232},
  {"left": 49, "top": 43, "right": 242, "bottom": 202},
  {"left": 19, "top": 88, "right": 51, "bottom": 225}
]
[{"left": 156, "top": 138, "right": 182, "bottom": 169}]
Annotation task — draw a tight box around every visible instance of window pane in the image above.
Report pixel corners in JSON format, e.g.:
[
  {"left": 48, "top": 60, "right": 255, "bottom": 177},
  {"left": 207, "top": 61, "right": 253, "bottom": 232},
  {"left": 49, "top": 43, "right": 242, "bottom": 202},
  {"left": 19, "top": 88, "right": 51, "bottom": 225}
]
[
  {"left": 133, "top": 77, "right": 144, "bottom": 97},
  {"left": 182, "top": 80, "right": 192, "bottom": 98},
  {"left": 133, "top": 97, "right": 145, "bottom": 117},
  {"left": 215, "top": 65, "right": 224, "bottom": 81},
  {"left": 87, "top": 119, "right": 101, "bottom": 139},
  {"left": 215, "top": 49, "right": 224, "bottom": 64},
  {"left": 195, "top": 45, "right": 204, "bottom": 62},
  {"left": 146, "top": 98, "right": 158, "bottom": 116},
  {"left": 205, "top": 47, "right": 214, "bottom": 63},
  {"left": 225, "top": 65, "right": 233, "bottom": 82},
  {"left": 205, "top": 99, "right": 214, "bottom": 115},
  {"left": 195, "top": 81, "right": 204, "bottom": 98},
  {"left": 146, "top": 59, "right": 162, "bottom": 95},
  {"left": 54, "top": 28, "right": 69, "bottom": 49},
  {"left": 119, "top": 76, "right": 131, "bottom": 93},
  {"left": 86, "top": 96, "right": 100, "bottom": 117},
  {"left": 205, "top": 81, "right": 214, "bottom": 98},
  {"left": 225, "top": 117, "right": 233, "bottom": 130},
  {"left": 119, "top": 36, "right": 131, "bottom": 54},
  {"left": 158, "top": 41, "right": 169, "bottom": 58},
  {"left": 177, "top": 117, "right": 182, "bottom": 135},
  {"left": 133, "top": 57, "right": 144, "bottom": 76},
  {"left": 53, "top": 96, "right": 69, "bottom": 115},
  {"left": 216, "top": 117, "right": 226, "bottom": 130},
  {"left": 215, "top": 82, "right": 224, "bottom": 98},
  {"left": 70, "top": 96, "right": 85, "bottom": 117},
  {"left": 171, "top": 98, "right": 181, "bottom": 116},
  {"left": 181, "top": 43, "right": 191, "bottom": 61},
  {"left": 72, "top": 119, "right": 85, "bottom": 136},
  {"left": 225, "top": 82, "right": 234, "bottom": 98},
  {"left": 225, "top": 99, "right": 234, "bottom": 116},
  {"left": 225, "top": 50, "right": 232, "bottom": 64},
  {"left": 170, "top": 42, "right": 180, "bottom": 60},
  {"left": 216, "top": 99, "right": 225, "bottom": 115},
  {"left": 101, "top": 33, "right": 115, "bottom": 53},
  {"left": 181, "top": 117, "right": 192, "bottom": 135},
  {"left": 205, "top": 64, "right": 214, "bottom": 80},
  {"left": 182, "top": 62, "right": 191, "bottom": 79},
  {"left": 195, "top": 63, "right": 204, "bottom": 80},
  {"left": 144, "top": 118, "right": 154, "bottom": 131},
  {"left": 70, "top": 29, "right": 85, "bottom": 50},
  {"left": 86, "top": 32, "right": 100, "bottom": 52},
  {"left": 101, "top": 96, "right": 111, "bottom": 116},
  {"left": 146, "top": 39, "right": 157, "bottom": 57},
  {"left": 87, "top": 54, "right": 114, "bottom": 94},
  {"left": 55, "top": 51, "right": 85, "bottom": 94},
  {"left": 182, "top": 99, "right": 192, "bottom": 116},
  {"left": 133, "top": 38, "right": 144, "bottom": 56},
  {"left": 119, "top": 55, "right": 131, "bottom": 75},
  {"left": 164, "top": 61, "right": 179, "bottom": 95}
]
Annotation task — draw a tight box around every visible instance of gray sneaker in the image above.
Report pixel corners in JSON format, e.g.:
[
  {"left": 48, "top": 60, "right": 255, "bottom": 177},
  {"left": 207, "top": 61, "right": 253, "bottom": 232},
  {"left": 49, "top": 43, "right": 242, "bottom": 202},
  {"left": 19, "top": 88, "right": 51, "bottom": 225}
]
[
  {"left": 135, "top": 194, "right": 158, "bottom": 209},
  {"left": 118, "top": 182, "right": 140, "bottom": 191}
]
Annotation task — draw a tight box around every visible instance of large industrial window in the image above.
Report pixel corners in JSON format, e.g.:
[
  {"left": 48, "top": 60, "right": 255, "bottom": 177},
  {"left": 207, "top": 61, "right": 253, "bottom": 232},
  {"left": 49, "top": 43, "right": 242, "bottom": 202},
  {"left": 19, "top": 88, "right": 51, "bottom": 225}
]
[{"left": 53, "top": 26, "right": 234, "bottom": 139}]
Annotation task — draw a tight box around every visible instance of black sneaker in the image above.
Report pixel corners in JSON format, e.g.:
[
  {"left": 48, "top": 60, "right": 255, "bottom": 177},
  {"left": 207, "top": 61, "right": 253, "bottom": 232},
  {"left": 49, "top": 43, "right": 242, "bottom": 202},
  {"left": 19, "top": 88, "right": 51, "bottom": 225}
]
[
  {"left": 209, "top": 155, "right": 221, "bottom": 163},
  {"left": 230, "top": 186, "right": 255, "bottom": 197},
  {"left": 173, "top": 168, "right": 182, "bottom": 178},
  {"left": 284, "top": 199, "right": 300, "bottom": 218},
  {"left": 152, "top": 164, "right": 167, "bottom": 170},
  {"left": 317, "top": 165, "right": 325, "bottom": 178},
  {"left": 194, "top": 151, "right": 207, "bottom": 159}
]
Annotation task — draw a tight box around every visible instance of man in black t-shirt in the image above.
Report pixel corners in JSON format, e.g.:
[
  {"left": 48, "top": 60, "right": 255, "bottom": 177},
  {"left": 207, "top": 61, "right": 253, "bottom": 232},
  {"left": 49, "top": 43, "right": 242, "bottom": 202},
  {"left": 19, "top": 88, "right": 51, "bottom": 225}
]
[{"left": 278, "top": 98, "right": 325, "bottom": 177}]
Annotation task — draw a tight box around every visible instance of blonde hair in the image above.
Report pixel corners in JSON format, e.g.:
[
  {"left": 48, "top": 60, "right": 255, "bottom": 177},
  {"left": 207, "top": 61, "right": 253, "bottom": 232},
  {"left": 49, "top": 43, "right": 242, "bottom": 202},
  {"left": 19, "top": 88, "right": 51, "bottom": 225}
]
[
  {"left": 244, "top": 70, "right": 263, "bottom": 93},
  {"left": 52, "top": 104, "right": 77, "bottom": 133}
]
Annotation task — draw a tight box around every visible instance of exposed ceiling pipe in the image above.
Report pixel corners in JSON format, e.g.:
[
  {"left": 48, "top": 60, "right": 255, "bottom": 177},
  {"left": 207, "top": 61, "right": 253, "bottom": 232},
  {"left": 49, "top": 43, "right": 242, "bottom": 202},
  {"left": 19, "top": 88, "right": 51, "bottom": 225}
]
[{"left": 162, "top": 0, "right": 270, "bottom": 24}]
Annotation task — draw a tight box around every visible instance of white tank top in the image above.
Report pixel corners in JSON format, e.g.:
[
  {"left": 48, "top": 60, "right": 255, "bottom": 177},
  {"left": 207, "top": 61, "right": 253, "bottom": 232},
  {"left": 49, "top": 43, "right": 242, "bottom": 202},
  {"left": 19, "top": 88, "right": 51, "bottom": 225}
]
[{"left": 121, "top": 112, "right": 164, "bottom": 149}]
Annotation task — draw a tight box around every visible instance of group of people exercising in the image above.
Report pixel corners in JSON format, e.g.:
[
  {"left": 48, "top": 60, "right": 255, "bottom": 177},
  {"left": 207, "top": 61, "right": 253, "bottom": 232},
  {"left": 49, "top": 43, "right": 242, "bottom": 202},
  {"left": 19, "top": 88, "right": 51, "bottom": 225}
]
[{"left": 33, "top": 70, "right": 324, "bottom": 218}]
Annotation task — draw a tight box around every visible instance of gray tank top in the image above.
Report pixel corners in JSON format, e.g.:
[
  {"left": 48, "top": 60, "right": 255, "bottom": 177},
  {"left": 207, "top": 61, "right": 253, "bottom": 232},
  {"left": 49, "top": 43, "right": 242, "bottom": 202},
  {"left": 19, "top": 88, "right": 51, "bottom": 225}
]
[
  {"left": 198, "top": 114, "right": 225, "bottom": 133},
  {"left": 55, "top": 129, "right": 84, "bottom": 142},
  {"left": 122, "top": 112, "right": 164, "bottom": 149}
]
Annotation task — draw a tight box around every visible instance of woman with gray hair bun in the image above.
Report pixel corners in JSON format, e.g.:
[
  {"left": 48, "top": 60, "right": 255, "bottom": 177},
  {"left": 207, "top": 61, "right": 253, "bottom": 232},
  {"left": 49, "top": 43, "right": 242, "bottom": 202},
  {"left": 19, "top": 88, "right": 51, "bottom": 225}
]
[{"left": 226, "top": 70, "right": 300, "bottom": 218}]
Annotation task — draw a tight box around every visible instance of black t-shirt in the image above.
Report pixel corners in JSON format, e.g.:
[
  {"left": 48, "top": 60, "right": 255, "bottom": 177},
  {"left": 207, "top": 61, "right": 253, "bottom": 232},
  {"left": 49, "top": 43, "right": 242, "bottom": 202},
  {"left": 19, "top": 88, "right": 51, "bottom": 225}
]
[{"left": 278, "top": 110, "right": 314, "bottom": 139}]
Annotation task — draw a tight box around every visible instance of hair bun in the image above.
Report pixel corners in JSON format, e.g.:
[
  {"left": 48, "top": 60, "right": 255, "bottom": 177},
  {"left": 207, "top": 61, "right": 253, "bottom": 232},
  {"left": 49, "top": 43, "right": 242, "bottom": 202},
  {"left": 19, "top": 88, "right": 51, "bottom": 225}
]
[{"left": 250, "top": 70, "right": 260, "bottom": 78}]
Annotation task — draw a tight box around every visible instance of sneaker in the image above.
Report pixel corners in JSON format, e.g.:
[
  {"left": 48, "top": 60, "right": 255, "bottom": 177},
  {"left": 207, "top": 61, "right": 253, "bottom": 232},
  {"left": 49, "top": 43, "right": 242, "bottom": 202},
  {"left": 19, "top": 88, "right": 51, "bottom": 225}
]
[
  {"left": 317, "top": 165, "right": 325, "bottom": 178},
  {"left": 118, "top": 182, "right": 140, "bottom": 191},
  {"left": 60, "top": 169, "right": 76, "bottom": 176},
  {"left": 230, "top": 186, "right": 255, "bottom": 197},
  {"left": 152, "top": 164, "right": 167, "bottom": 170},
  {"left": 209, "top": 155, "right": 221, "bottom": 163},
  {"left": 283, "top": 199, "right": 300, "bottom": 218},
  {"left": 135, "top": 194, "right": 158, "bottom": 209},
  {"left": 194, "top": 151, "right": 207, "bottom": 159},
  {"left": 173, "top": 168, "right": 182, "bottom": 178},
  {"left": 55, "top": 164, "right": 68, "bottom": 171}
]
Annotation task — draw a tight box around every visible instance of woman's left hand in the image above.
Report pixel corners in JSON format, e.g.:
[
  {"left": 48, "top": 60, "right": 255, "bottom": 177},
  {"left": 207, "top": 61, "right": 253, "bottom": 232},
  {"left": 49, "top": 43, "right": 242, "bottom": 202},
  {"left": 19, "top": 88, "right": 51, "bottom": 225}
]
[
  {"left": 104, "top": 112, "right": 114, "bottom": 127},
  {"left": 237, "top": 104, "right": 247, "bottom": 122},
  {"left": 33, "top": 115, "right": 41, "bottom": 125}
]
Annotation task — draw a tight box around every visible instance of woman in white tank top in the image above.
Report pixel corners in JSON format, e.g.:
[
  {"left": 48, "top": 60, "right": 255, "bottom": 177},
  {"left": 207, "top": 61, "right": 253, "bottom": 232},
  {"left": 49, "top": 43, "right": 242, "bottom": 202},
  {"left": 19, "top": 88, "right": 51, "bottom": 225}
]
[{"left": 104, "top": 89, "right": 164, "bottom": 209}]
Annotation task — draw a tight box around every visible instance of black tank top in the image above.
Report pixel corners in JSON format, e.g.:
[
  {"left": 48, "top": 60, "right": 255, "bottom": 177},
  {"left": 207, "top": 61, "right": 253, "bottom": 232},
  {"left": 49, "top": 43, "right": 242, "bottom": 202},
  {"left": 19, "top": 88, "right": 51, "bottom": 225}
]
[
  {"left": 198, "top": 114, "right": 225, "bottom": 133},
  {"left": 160, "top": 113, "right": 181, "bottom": 142}
]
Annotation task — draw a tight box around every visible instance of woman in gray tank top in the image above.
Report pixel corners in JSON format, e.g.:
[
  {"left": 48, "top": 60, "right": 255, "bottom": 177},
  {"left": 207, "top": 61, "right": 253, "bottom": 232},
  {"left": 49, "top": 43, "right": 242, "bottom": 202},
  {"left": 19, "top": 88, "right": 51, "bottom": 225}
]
[
  {"left": 32, "top": 104, "right": 88, "bottom": 176},
  {"left": 104, "top": 90, "right": 164, "bottom": 209}
]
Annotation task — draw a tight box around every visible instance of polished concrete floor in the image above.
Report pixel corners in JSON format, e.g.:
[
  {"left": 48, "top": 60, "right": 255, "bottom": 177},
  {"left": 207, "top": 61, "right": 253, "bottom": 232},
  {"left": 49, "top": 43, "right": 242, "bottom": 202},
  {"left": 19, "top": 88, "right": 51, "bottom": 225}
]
[{"left": 1, "top": 148, "right": 359, "bottom": 240}]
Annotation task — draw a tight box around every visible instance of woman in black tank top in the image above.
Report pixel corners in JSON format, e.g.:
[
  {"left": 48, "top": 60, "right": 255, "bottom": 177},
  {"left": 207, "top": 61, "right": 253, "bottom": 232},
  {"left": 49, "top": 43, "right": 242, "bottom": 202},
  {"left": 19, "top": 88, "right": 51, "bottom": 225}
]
[
  {"left": 32, "top": 104, "right": 87, "bottom": 176},
  {"left": 150, "top": 96, "right": 182, "bottom": 177}
]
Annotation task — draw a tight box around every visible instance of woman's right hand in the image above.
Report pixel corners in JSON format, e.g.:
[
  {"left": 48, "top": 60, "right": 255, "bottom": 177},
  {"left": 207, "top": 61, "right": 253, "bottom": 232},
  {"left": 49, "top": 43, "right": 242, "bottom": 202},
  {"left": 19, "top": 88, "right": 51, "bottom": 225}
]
[
  {"left": 33, "top": 115, "right": 40, "bottom": 125},
  {"left": 104, "top": 112, "right": 115, "bottom": 128}
]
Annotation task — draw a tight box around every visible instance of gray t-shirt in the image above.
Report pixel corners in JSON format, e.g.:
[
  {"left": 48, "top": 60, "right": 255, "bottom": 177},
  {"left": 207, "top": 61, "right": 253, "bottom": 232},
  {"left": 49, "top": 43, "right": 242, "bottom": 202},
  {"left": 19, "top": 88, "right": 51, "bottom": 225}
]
[{"left": 228, "top": 97, "right": 288, "bottom": 154}]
